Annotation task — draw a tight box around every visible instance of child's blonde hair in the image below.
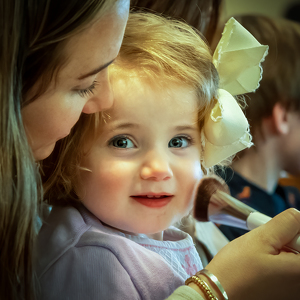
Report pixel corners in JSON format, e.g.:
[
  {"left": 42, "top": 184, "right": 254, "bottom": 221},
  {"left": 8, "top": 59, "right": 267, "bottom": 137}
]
[
  {"left": 42, "top": 12, "right": 219, "bottom": 204},
  {"left": 116, "top": 13, "right": 218, "bottom": 119}
]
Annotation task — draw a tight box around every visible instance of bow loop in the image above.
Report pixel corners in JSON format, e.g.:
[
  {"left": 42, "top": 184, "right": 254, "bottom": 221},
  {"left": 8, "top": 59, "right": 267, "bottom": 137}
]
[{"left": 213, "top": 17, "right": 269, "bottom": 96}]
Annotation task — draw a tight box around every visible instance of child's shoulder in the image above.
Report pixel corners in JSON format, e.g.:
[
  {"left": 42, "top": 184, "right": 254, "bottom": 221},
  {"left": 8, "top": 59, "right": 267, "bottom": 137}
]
[
  {"left": 36, "top": 204, "right": 134, "bottom": 268},
  {"left": 36, "top": 204, "right": 175, "bottom": 273},
  {"left": 35, "top": 205, "right": 184, "bottom": 299}
]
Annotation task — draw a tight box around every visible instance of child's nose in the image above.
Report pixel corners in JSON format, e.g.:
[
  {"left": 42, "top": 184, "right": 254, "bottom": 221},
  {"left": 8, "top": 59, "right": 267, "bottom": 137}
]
[
  {"left": 140, "top": 151, "right": 173, "bottom": 181},
  {"left": 82, "top": 70, "right": 113, "bottom": 114}
]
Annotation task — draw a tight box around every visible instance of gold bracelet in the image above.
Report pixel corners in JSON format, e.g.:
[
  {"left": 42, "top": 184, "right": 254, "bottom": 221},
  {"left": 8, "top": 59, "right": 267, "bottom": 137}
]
[
  {"left": 185, "top": 275, "right": 218, "bottom": 300},
  {"left": 196, "top": 269, "right": 228, "bottom": 300}
]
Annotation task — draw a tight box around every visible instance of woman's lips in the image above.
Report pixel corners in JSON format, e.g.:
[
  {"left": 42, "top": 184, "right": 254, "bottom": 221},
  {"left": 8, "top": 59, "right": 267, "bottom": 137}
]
[{"left": 131, "top": 195, "right": 173, "bottom": 208}]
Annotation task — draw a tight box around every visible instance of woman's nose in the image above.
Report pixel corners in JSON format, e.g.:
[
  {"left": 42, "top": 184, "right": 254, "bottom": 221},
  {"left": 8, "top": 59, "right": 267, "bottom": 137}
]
[
  {"left": 140, "top": 152, "right": 173, "bottom": 181},
  {"left": 82, "top": 70, "right": 113, "bottom": 114}
]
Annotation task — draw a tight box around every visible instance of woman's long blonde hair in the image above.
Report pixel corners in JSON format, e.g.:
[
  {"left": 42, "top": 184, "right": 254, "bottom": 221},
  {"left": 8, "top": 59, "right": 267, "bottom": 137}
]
[{"left": 0, "top": 0, "right": 116, "bottom": 299}]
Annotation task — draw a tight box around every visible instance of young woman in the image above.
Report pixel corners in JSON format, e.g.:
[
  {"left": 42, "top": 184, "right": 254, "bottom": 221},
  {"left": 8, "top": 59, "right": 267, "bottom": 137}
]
[{"left": 1, "top": 0, "right": 129, "bottom": 298}]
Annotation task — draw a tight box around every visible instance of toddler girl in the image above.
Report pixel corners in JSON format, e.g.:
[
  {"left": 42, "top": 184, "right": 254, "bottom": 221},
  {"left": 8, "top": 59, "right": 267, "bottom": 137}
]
[{"left": 37, "top": 12, "right": 266, "bottom": 300}]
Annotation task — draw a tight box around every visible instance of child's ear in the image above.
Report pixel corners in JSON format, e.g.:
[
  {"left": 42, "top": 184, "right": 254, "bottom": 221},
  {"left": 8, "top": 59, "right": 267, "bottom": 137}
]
[{"left": 272, "top": 102, "right": 290, "bottom": 135}]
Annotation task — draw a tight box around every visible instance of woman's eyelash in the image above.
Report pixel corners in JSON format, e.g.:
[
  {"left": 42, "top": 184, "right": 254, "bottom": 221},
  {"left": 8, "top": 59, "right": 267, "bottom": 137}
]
[{"left": 77, "top": 80, "right": 98, "bottom": 98}]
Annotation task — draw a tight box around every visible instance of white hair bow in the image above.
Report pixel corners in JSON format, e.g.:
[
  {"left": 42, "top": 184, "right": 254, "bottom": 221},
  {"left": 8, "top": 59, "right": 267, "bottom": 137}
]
[{"left": 203, "top": 17, "right": 269, "bottom": 168}]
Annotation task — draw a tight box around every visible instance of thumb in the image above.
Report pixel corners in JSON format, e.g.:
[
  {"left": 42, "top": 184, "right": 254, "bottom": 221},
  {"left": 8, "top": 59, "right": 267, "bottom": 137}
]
[{"left": 258, "top": 208, "right": 300, "bottom": 252}]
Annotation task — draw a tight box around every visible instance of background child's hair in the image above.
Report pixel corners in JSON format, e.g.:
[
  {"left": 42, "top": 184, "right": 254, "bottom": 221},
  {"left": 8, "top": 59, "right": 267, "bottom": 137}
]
[{"left": 42, "top": 12, "right": 219, "bottom": 205}]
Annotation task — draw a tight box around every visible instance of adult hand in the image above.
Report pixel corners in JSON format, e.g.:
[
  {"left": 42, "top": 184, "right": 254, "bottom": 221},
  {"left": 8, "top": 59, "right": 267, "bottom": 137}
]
[{"left": 206, "top": 208, "right": 300, "bottom": 300}]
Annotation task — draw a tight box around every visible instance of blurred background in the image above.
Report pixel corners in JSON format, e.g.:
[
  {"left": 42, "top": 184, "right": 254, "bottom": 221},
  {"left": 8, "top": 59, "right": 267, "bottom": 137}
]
[{"left": 222, "top": 0, "right": 300, "bottom": 20}]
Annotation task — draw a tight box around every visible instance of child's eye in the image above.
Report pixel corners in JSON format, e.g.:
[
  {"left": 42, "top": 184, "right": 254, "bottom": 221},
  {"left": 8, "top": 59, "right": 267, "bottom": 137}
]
[
  {"left": 76, "top": 80, "right": 98, "bottom": 98},
  {"left": 109, "top": 136, "right": 135, "bottom": 149},
  {"left": 168, "top": 136, "right": 193, "bottom": 148}
]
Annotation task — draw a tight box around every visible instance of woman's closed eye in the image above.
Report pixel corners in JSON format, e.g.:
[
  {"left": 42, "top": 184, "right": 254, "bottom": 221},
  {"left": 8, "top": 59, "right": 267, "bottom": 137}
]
[
  {"left": 168, "top": 135, "right": 194, "bottom": 148},
  {"left": 76, "top": 80, "right": 98, "bottom": 98},
  {"left": 109, "top": 135, "right": 136, "bottom": 149}
]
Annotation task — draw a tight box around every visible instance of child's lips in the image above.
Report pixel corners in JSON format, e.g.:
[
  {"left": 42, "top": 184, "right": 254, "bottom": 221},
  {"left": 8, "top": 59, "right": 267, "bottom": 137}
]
[{"left": 131, "top": 194, "right": 173, "bottom": 208}]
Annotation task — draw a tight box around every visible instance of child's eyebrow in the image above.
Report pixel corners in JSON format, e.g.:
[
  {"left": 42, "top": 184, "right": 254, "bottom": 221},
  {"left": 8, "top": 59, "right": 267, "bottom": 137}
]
[
  {"left": 108, "top": 123, "right": 198, "bottom": 131},
  {"left": 175, "top": 125, "right": 198, "bottom": 131}
]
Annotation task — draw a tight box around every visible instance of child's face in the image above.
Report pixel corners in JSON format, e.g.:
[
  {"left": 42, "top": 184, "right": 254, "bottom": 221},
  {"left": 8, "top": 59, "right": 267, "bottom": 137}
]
[{"left": 76, "top": 75, "right": 202, "bottom": 237}]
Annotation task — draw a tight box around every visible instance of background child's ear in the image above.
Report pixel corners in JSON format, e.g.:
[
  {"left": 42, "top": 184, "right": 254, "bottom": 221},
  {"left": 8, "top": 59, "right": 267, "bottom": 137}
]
[{"left": 272, "top": 102, "right": 290, "bottom": 135}]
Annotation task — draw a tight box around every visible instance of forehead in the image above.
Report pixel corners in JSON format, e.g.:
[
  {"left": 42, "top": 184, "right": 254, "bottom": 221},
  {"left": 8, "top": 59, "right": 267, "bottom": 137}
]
[
  {"left": 107, "top": 73, "right": 199, "bottom": 124},
  {"left": 58, "top": 3, "right": 129, "bottom": 81}
]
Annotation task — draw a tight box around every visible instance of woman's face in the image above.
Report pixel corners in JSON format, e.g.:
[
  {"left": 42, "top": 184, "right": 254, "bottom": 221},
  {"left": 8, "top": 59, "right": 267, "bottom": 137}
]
[{"left": 22, "top": 0, "right": 129, "bottom": 161}]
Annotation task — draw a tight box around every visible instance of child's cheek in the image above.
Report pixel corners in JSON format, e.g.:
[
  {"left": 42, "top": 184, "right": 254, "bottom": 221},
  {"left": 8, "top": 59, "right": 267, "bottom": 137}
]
[
  {"left": 185, "top": 161, "right": 202, "bottom": 214},
  {"left": 193, "top": 161, "right": 203, "bottom": 181}
]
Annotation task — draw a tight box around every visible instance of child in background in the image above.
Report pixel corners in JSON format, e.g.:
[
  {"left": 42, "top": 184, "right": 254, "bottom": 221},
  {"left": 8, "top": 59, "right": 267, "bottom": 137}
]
[
  {"left": 214, "top": 15, "right": 300, "bottom": 241},
  {"left": 36, "top": 13, "right": 265, "bottom": 300}
]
